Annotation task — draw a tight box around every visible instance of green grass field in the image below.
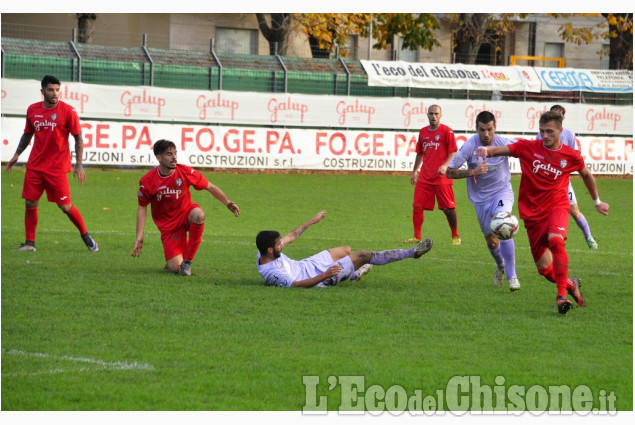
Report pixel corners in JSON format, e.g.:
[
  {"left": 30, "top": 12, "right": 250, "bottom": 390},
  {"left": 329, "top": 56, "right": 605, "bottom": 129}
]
[{"left": 1, "top": 167, "right": 632, "bottom": 412}]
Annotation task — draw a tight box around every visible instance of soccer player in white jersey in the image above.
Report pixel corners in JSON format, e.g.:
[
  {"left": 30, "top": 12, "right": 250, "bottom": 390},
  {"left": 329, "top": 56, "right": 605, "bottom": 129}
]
[
  {"left": 446, "top": 111, "right": 520, "bottom": 291},
  {"left": 256, "top": 211, "right": 433, "bottom": 288},
  {"left": 536, "top": 104, "right": 599, "bottom": 249}
]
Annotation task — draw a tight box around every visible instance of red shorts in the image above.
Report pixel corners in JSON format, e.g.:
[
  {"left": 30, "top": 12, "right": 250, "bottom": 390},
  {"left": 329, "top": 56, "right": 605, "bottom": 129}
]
[
  {"left": 524, "top": 209, "right": 570, "bottom": 263},
  {"left": 413, "top": 181, "right": 456, "bottom": 210},
  {"left": 160, "top": 203, "right": 199, "bottom": 260},
  {"left": 22, "top": 168, "right": 72, "bottom": 204}
]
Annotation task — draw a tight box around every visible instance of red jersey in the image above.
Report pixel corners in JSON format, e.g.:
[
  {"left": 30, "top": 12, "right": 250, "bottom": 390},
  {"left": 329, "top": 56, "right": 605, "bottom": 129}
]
[
  {"left": 508, "top": 139, "right": 585, "bottom": 222},
  {"left": 415, "top": 124, "right": 457, "bottom": 185},
  {"left": 137, "top": 164, "right": 210, "bottom": 232},
  {"left": 24, "top": 100, "right": 82, "bottom": 173}
]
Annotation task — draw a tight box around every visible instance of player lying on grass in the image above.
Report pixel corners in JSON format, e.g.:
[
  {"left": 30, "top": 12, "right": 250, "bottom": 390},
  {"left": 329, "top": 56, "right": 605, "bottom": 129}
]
[{"left": 256, "top": 210, "right": 433, "bottom": 288}]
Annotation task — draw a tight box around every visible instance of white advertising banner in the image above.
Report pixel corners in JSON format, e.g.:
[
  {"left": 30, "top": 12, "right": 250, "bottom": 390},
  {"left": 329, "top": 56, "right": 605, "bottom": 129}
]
[
  {"left": 361, "top": 60, "right": 542, "bottom": 92},
  {"left": 535, "top": 67, "right": 633, "bottom": 93},
  {"left": 2, "top": 118, "right": 632, "bottom": 175},
  {"left": 2, "top": 79, "right": 632, "bottom": 135}
]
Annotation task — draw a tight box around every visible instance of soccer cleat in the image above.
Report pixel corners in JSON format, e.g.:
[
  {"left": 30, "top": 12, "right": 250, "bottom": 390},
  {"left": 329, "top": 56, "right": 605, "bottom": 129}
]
[
  {"left": 81, "top": 233, "right": 99, "bottom": 252},
  {"left": 452, "top": 236, "right": 462, "bottom": 245},
  {"left": 402, "top": 237, "right": 421, "bottom": 244},
  {"left": 414, "top": 237, "right": 433, "bottom": 258},
  {"left": 493, "top": 267, "right": 505, "bottom": 287},
  {"left": 557, "top": 296, "right": 573, "bottom": 315},
  {"left": 508, "top": 277, "right": 521, "bottom": 292},
  {"left": 16, "top": 241, "right": 37, "bottom": 252},
  {"left": 567, "top": 276, "right": 585, "bottom": 307},
  {"left": 356, "top": 264, "right": 373, "bottom": 280},
  {"left": 180, "top": 260, "right": 192, "bottom": 276},
  {"left": 586, "top": 236, "right": 598, "bottom": 250}
]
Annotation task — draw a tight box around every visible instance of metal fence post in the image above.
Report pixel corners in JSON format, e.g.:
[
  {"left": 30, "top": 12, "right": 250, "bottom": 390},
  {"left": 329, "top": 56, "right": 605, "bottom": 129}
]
[
  {"left": 339, "top": 57, "right": 351, "bottom": 96},
  {"left": 276, "top": 54, "right": 288, "bottom": 92},
  {"left": 69, "top": 28, "right": 82, "bottom": 82},
  {"left": 142, "top": 33, "right": 154, "bottom": 86},
  {"left": 210, "top": 38, "right": 222, "bottom": 90}
]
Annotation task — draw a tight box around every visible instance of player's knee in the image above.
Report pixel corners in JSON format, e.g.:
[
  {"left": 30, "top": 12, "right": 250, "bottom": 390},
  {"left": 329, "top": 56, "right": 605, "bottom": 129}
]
[
  {"left": 58, "top": 203, "right": 72, "bottom": 213},
  {"left": 548, "top": 235, "right": 565, "bottom": 252},
  {"left": 343, "top": 246, "right": 352, "bottom": 256},
  {"left": 190, "top": 208, "right": 206, "bottom": 224},
  {"left": 356, "top": 250, "right": 372, "bottom": 263}
]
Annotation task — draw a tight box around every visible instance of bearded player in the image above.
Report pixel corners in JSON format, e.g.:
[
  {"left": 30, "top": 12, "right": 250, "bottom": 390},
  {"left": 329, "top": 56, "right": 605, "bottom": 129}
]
[
  {"left": 476, "top": 111, "right": 609, "bottom": 314},
  {"left": 132, "top": 139, "right": 240, "bottom": 276},
  {"left": 5, "top": 75, "right": 99, "bottom": 252}
]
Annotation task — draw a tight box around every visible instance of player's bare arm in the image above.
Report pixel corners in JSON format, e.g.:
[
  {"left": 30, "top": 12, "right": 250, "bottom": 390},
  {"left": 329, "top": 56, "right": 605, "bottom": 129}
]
[
  {"left": 73, "top": 133, "right": 86, "bottom": 184},
  {"left": 578, "top": 167, "right": 610, "bottom": 216},
  {"left": 410, "top": 154, "right": 423, "bottom": 185},
  {"left": 132, "top": 205, "right": 148, "bottom": 257},
  {"left": 438, "top": 151, "right": 457, "bottom": 175},
  {"left": 5, "top": 133, "right": 33, "bottom": 172},
  {"left": 281, "top": 210, "right": 327, "bottom": 246},
  {"left": 475, "top": 145, "right": 511, "bottom": 159},
  {"left": 205, "top": 182, "right": 240, "bottom": 217},
  {"left": 291, "top": 264, "right": 342, "bottom": 288},
  {"left": 446, "top": 162, "right": 495, "bottom": 179}
]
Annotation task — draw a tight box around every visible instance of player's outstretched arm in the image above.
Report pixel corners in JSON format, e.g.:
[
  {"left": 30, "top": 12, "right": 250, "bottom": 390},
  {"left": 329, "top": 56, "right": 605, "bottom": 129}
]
[
  {"left": 132, "top": 205, "right": 148, "bottom": 257},
  {"left": 446, "top": 162, "right": 493, "bottom": 179},
  {"left": 5, "top": 133, "right": 33, "bottom": 172},
  {"left": 475, "top": 145, "right": 511, "bottom": 159},
  {"left": 579, "top": 167, "right": 610, "bottom": 216},
  {"left": 281, "top": 210, "right": 326, "bottom": 246},
  {"left": 205, "top": 182, "right": 240, "bottom": 217}
]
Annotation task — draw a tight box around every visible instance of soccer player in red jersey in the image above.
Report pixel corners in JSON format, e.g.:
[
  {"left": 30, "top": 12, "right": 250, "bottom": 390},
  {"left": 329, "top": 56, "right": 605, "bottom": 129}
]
[
  {"left": 131, "top": 139, "right": 240, "bottom": 276},
  {"left": 5, "top": 75, "right": 99, "bottom": 252},
  {"left": 405, "top": 104, "right": 461, "bottom": 245},
  {"left": 476, "top": 111, "right": 610, "bottom": 314}
]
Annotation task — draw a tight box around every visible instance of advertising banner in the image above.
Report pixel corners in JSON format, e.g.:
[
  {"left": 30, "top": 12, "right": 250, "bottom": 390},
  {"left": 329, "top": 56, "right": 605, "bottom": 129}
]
[{"left": 2, "top": 118, "right": 631, "bottom": 175}]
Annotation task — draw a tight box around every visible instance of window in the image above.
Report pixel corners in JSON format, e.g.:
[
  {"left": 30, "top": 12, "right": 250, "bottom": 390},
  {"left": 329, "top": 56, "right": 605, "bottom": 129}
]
[
  {"left": 601, "top": 44, "right": 610, "bottom": 69},
  {"left": 215, "top": 28, "right": 257, "bottom": 55},
  {"left": 544, "top": 42, "right": 564, "bottom": 67},
  {"left": 398, "top": 37, "right": 417, "bottom": 62}
]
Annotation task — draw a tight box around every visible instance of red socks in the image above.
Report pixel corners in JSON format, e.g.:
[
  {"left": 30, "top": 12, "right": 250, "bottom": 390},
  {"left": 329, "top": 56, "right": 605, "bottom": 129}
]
[
  {"left": 25, "top": 207, "right": 38, "bottom": 241},
  {"left": 185, "top": 222, "right": 205, "bottom": 261},
  {"left": 64, "top": 205, "right": 88, "bottom": 235},
  {"left": 413, "top": 208, "right": 424, "bottom": 240}
]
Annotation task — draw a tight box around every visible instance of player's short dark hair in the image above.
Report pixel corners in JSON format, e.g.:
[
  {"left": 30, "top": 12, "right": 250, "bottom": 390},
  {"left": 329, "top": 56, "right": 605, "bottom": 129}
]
[
  {"left": 550, "top": 104, "right": 566, "bottom": 117},
  {"left": 41, "top": 75, "right": 61, "bottom": 88},
  {"left": 153, "top": 139, "right": 177, "bottom": 155},
  {"left": 256, "top": 231, "right": 280, "bottom": 254},
  {"left": 475, "top": 111, "right": 496, "bottom": 127},
  {"left": 539, "top": 111, "right": 563, "bottom": 128}
]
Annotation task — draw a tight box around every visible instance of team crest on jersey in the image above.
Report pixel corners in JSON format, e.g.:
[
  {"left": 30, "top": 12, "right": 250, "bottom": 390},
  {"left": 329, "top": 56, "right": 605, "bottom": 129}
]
[
  {"left": 51, "top": 114, "right": 57, "bottom": 121},
  {"left": 176, "top": 178, "right": 183, "bottom": 187},
  {"left": 435, "top": 135, "right": 440, "bottom": 141},
  {"left": 560, "top": 159, "right": 567, "bottom": 168}
]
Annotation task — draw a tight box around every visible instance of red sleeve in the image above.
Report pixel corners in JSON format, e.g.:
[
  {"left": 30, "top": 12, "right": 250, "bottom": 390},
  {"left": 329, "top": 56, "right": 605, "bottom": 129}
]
[
  {"left": 137, "top": 176, "right": 153, "bottom": 207},
  {"left": 67, "top": 104, "right": 82, "bottom": 136},
  {"left": 183, "top": 166, "right": 210, "bottom": 191},
  {"left": 446, "top": 127, "right": 457, "bottom": 153},
  {"left": 23, "top": 105, "right": 35, "bottom": 135}
]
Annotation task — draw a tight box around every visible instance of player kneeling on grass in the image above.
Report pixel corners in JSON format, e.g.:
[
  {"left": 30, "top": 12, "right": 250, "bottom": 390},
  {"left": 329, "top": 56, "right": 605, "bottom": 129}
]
[
  {"left": 256, "top": 210, "right": 433, "bottom": 288},
  {"left": 131, "top": 139, "right": 240, "bottom": 276}
]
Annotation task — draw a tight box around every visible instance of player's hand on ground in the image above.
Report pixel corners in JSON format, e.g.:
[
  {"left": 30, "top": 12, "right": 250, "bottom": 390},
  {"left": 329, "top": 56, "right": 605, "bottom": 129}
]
[
  {"left": 226, "top": 201, "right": 240, "bottom": 217},
  {"left": 74, "top": 164, "right": 87, "bottom": 184},
  {"left": 596, "top": 202, "right": 609, "bottom": 216},
  {"left": 325, "top": 264, "right": 342, "bottom": 277},
  {"left": 131, "top": 239, "right": 144, "bottom": 257}
]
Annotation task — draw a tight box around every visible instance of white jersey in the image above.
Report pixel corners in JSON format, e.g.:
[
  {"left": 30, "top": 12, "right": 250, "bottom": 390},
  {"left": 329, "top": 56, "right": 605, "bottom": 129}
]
[
  {"left": 257, "top": 250, "right": 333, "bottom": 287},
  {"left": 449, "top": 134, "right": 515, "bottom": 205}
]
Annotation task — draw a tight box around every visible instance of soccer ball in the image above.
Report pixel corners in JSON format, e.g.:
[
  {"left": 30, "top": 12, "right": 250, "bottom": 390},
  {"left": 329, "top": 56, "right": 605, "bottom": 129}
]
[{"left": 490, "top": 211, "right": 519, "bottom": 240}]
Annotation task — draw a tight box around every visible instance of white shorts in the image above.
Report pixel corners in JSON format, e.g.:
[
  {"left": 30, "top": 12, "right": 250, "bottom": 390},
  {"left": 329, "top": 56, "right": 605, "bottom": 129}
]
[
  {"left": 567, "top": 180, "right": 577, "bottom": 205},
  {"left": 306, "top": 250, "right": 355, "bottom": 287},
  {"left": 473, "top": 189, "right": 516, "bottom": 236}
]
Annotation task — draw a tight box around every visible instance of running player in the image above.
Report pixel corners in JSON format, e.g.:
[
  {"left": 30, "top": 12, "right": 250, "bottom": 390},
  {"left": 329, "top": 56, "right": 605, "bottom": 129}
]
[
  {"left": 476, "top": 111, "right": 609, "bottom": 314},
  {"left": 5, "top": 75, "right": 99, "bottom": 252},
  {"left": 257, "top": 211, "right": 433, "bottom": 288},
  {"left": 405, "top": 104, "right": 461, "bottom": 245},
  {"left": 537, "top": 104, "right": 599, "bottom": 249},
  {"left": 132, "top": 139, "right": 240, "bottom": 276},
  {"left": 446, "top": 111, "right": 520, "bottom": 291}
]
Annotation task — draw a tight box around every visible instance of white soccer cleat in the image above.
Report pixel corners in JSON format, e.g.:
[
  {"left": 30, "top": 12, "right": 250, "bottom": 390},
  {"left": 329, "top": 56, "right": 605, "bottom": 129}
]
[
  {"left": 508, "top": 277, "right": 521, "bottom": 292},
  {"left": 586, "top": 236, "right": 599, "bottom": 250},
  {"left": 356, "top": 264, "right": 373, "bottom": 280},
  {"left": 414, "top": 237, "right": 433, "bottom": 258},
  {"left": 493, "top": 267, "right": 505, "bottom": 287}
]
